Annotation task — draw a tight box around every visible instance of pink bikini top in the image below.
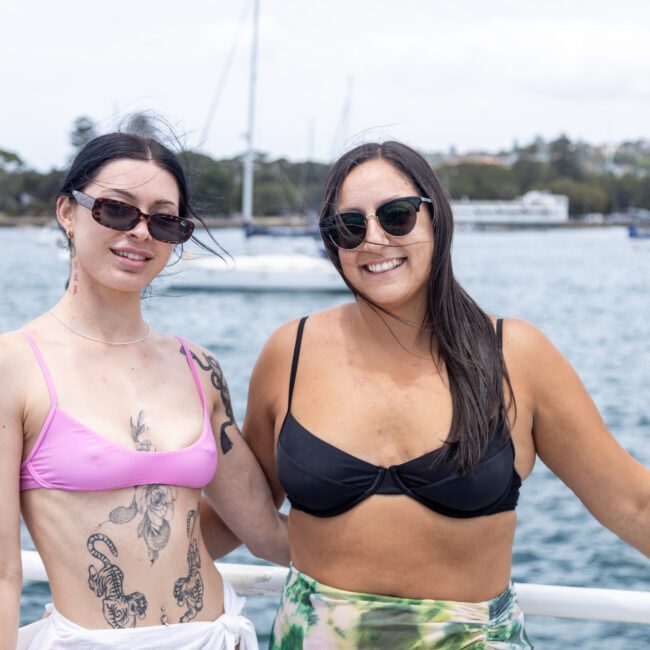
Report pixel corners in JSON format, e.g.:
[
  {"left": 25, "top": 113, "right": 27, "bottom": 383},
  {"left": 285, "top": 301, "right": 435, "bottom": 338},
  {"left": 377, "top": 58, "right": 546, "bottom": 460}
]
[{"left": 19, "top": 332, "right": 218, "bottom": 492}]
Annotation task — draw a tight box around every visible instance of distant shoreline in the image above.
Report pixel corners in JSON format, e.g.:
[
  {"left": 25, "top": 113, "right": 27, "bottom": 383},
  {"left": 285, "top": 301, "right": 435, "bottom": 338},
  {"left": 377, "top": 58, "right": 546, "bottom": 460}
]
[
  {"left": 0, "top": 214, "right": 245, "bottom": 229},
  {"left": 0, "top": 214, "right": 629, "bottom": 231}
]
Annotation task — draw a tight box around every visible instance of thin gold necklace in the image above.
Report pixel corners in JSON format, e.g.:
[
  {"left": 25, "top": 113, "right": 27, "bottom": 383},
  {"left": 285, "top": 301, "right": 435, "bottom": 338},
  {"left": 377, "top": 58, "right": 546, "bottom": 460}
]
[{"left": 48, "top": 310, "right": 151, "bottom": 346}]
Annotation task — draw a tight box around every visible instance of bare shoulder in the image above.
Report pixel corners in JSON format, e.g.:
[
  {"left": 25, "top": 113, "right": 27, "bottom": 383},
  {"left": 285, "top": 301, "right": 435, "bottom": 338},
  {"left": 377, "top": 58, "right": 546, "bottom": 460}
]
[
  {"left": 263, "top": 317, "right": 304, "bottom": 357},
  {"left": 0, "top": 329, "right": 33, "bottom": 375},
  {"left": 499, "top": 317, "right": 557, "bottom": 363},
  {"left": 499, "top": 317, "right": 583, "bottom": 410},
  {"left": 259, "top": 304, "right": 350, "bottom": 367},
  {"left": 175, "top": 336, "right": 217, "bottom": 366},
  {"left": 172, "top": 336, "right": 229, "bottom": 394},
  {"left": 0, "top": 330, "right": 33, "bottom": 414}
]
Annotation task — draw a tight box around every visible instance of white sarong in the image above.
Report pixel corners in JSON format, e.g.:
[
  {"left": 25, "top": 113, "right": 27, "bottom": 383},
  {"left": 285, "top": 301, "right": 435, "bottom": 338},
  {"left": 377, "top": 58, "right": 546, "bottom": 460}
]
[{"left": 23, "top": 577, "right": 258, "bottom": 649}]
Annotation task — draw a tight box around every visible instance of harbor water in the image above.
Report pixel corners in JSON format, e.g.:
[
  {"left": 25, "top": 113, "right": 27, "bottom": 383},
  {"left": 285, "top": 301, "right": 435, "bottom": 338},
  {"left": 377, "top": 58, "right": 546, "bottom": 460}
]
[{"left": 3, "top": 226, "right": 649, "bottom": 648}]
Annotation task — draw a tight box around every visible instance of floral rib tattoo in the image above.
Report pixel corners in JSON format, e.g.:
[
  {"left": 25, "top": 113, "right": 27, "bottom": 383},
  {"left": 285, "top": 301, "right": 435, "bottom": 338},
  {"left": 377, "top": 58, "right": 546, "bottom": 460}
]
[
  {"left": 108, "top": 484, "right": 179, "bottom": 564},
  {"left": 173, "top": 506, "right": 204, "bottom": 622},
  {"left": 130, "top": 410, "right": 156, "bottom": 451},
  {"left": 105, "top": 410, "right": 178, "bottom": 564},
  {"left": 87, "top": 533, "right": 148, "bottom": 628},
  {"left": 179, "top": 346, "right": 239, "bottom": 454}
]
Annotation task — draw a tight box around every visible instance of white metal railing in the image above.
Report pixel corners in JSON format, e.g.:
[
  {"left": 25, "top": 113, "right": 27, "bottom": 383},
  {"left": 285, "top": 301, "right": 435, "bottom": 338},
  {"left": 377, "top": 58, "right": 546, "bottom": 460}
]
[{"left": 20, "top": 550, "right": 650, "bottom": 624}]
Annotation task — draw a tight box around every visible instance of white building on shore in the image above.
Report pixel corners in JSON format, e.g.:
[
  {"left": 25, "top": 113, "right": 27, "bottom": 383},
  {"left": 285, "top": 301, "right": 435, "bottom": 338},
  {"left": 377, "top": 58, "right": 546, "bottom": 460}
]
[{"left": 451, "top": 191, "right": 569, "bottom": 225}]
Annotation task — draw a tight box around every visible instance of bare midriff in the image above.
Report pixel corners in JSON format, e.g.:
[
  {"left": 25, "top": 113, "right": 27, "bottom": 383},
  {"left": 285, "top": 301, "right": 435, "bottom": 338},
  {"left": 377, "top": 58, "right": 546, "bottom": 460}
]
[
  {"left": 21, "top": 487, "right": 223, "bottom": 629},
  {"left": 289, "top": 496, "right": 516, "bottom": 603}
]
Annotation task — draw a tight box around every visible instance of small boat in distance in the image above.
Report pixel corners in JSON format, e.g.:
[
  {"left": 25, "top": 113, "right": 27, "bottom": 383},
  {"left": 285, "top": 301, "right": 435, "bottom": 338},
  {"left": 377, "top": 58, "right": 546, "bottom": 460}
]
[{"left": 628, "top": 223, "right": 650, "bottom": 239}]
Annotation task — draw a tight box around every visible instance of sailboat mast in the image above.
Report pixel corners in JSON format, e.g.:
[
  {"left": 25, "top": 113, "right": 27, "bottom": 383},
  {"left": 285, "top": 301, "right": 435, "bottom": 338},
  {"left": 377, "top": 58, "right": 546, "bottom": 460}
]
[{"left": 242, "top": 0, "right": 259, "bottom": 224}]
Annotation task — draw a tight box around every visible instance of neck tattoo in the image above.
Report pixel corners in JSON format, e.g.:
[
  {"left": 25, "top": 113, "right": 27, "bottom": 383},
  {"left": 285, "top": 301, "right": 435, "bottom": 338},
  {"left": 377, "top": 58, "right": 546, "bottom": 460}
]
[{"left": 48, "top": 310, "right": 152, "bottom": 346}]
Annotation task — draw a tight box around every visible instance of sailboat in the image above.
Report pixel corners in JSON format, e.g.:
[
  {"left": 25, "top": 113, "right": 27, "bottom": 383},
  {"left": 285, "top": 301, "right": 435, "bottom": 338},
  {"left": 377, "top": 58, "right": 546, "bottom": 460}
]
[{"left": 169, "top": 0, "right": 347, "bottom": 293}]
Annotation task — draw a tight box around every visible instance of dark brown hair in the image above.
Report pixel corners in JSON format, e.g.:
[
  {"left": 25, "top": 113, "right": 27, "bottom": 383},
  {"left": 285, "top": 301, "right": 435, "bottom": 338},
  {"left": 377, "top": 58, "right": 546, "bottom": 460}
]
[
  {"left": 320, "top": 141, "right": 514, "bottom": 472},
  {"left": 59, "top": 132, "right": 221, "bottom": 257}
]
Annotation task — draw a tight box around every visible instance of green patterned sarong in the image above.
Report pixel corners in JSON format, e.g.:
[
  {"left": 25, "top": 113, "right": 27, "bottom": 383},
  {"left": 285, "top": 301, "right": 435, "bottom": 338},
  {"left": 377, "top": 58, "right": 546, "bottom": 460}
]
[{"left": 269, "top": 565, "right": 533, "bottom": 649}]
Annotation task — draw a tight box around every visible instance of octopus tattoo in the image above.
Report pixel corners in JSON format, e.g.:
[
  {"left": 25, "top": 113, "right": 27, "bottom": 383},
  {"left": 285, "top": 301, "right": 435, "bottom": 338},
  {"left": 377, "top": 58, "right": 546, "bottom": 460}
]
[
  {"left": 173, "top": 507, "right": 204, "bottom": 623},
  {"left": 87, "top": 533, "right": 148, "bottom": 628},
  {"left": 179, "top": 347, "right": 240, "bottom": 454}
]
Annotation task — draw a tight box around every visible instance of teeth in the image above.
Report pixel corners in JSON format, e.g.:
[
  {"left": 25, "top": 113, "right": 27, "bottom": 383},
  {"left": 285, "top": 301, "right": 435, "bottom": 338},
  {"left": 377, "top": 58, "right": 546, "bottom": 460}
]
[
  {"left": 365, "top": 258, "right": 403, "bottom": 273},
  {"left": 114, "top": 250, "right": 147, "bottom": 261}
]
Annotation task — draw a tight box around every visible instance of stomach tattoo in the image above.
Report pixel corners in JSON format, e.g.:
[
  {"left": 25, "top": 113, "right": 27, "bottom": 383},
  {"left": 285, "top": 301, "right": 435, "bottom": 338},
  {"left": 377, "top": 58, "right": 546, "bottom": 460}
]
[
  {"left": 87, "top": 533, "right": 148, "bottom": 628},
  {"left": 173, "top": 507, "right": 204, "bottom": 623}
]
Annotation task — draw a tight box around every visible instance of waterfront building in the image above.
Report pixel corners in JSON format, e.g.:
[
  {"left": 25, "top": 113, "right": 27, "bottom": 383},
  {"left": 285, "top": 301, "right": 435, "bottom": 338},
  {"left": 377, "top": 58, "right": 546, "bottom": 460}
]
[{"left": 452, "top": 191, "right": 569, "bottom": 225}]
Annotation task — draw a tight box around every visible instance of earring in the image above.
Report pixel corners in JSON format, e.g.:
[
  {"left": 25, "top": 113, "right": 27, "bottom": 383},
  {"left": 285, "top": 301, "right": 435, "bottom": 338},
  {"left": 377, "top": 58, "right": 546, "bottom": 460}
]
[{"left": 66, "top": 229, "right": 74, "bottom": 240}]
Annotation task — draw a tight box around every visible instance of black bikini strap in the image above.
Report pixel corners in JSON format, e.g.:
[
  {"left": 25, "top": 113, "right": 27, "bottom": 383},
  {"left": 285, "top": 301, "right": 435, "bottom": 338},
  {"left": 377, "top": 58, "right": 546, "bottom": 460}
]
[
  {"left": 288, "top": 317, "right": 308, "bottom": 411},
  {"left": 496, "top": 318, "right": 504, "bottom": 350}
]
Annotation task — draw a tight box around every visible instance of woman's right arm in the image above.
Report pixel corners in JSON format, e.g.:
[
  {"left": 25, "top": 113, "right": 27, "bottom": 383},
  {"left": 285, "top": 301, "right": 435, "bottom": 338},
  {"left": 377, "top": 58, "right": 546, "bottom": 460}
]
[{"left": 0, "top": 336, "right": 26, "bottom": 650}]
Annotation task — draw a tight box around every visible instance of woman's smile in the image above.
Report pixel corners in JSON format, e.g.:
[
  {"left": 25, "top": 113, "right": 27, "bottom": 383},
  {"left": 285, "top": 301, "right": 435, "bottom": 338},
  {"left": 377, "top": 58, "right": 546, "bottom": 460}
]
[
  {"left": 110, "top": 245, "right": 154, "bottom": 270},
  {"left": 363, "top": 257, "right": 406, "bottom": 274},
  {"left": 337, "top": 158, "right": 434, "bottom": 316}
]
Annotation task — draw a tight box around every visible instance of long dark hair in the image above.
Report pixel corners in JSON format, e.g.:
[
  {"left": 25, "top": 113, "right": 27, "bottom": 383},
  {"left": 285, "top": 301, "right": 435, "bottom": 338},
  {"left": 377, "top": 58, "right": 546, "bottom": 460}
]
[
  {"left": 320, "top": 141, "right": 514, "bottom": 473},
  {"left": 58, "top": 132, "right": 220, "bottom": 256}
]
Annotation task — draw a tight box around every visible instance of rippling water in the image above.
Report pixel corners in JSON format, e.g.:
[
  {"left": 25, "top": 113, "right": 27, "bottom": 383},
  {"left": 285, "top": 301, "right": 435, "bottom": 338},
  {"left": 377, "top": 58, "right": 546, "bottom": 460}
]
[{"left": 3, "top": 226, "right": 649, "bottom": 648}]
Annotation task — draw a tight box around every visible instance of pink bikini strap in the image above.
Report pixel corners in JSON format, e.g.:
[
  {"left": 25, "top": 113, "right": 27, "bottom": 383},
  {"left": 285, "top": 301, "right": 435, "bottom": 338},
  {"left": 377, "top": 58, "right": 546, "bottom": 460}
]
[
  {"left": 176, "top": 337, "right": 207, "bottom": 409},
  {"left": 21, "top": 331, "right": 58, "bottom": 405}
]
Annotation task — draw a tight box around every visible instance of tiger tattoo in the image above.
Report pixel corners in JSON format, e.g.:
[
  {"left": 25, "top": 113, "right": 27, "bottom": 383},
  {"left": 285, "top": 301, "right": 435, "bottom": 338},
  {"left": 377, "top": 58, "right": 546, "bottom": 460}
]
[
  {"left": 173, "top": 507, "right": 204, "bottom": 623},
  {"left": 87, "top": 533, "right": 148, "bottom": 628}
]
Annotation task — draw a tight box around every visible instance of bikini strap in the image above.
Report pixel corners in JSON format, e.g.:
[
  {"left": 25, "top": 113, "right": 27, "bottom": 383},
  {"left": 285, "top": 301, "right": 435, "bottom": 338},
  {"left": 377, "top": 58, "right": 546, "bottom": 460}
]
[
  {"left": 288, "top": 317, "right": 308, "bottom": 411},
  {"left": 177, "top": 337, "right": 207, "bottom": 409},
  {"left": 21, "top": 331, "right": 58, "bottom": 405},
  {"left": 496, "top": 318, "right": 504, "bottom": 350}
]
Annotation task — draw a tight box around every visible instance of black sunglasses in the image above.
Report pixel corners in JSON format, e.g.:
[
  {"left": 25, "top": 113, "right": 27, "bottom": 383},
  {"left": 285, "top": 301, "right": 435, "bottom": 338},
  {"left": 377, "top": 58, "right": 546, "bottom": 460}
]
[
  {"left": 71, "top": 190, "right": 195, "bottom": 244},
  {"left": 320, "top": 196, "right": 432, "bottom": 250}
]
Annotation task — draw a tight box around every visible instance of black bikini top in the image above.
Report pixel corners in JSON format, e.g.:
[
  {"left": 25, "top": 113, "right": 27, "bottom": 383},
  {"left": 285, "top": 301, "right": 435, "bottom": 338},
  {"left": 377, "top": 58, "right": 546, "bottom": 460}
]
[{"left": 276, "top": 317, "right": 521, "bottom": 518}]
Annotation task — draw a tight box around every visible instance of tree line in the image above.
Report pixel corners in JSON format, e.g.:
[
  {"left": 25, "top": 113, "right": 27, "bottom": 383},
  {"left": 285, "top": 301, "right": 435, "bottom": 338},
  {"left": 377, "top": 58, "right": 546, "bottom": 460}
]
[{"left": 1, "top": 119, "right": 649, "bottom": 219}]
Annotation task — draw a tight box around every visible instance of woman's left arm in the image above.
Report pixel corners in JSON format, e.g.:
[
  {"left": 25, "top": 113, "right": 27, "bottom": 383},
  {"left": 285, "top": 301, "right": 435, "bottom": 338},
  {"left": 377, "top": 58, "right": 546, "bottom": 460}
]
[
  {"left": 189, "top": 345, "right": 290, "bottom": 566},
  {"left": 507, "top": 319, "right": 650, "bottom": 556}
]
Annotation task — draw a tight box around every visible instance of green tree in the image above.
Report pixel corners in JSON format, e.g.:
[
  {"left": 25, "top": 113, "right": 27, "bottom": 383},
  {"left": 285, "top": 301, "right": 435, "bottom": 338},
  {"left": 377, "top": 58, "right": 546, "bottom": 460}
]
[
  {"left": 184, "top": 151, "right": 238, "bottom": 217},
  {"left": 511, "top": 159, "right": 548, "bottom": 193},
  {"left": 549, "top": 135, "right": 583, "bottom": 181},
  {"left": 547, "top": 177, "right": 608, "bottom": 216},
  {"left": 0, "top": 169, "right": 25, "bottom": 215},
  {"left": 70, "top": 116, "right": 97, "bottom": 151},
  {"left": 437, "top": 163, "right": 519, "bottom": 200},
  {"left": 124, "top": 112, "right": 157, "bottom": 138},
  {"left": 23, "top": 169, "right": 65, "bottom": 216},
  {"left": 0, "top": 149, "right": 24, "bottom": 172}
]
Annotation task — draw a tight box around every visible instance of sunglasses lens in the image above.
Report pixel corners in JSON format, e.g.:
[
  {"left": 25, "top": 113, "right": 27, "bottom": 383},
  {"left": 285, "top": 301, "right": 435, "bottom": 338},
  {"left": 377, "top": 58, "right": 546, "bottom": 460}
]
[
  {"left": 377, "top": 199, "right": 418, "bottom": 236},
  {"left": 95, "top": 200, "right": 139, "bottom": 231},
  {"left": 322, "top": 198, "right": 423, "bottom": 249},
  {"left": 334, "top": 213, "right": 366, "bottom": 249},
  {"left": 148, "top": 215, "right": 195, "bottom": 244}
]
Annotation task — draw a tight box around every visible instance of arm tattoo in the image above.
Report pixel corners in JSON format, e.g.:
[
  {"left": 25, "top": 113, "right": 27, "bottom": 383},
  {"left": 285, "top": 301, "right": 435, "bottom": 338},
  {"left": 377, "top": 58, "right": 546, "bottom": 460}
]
[
  {"left": 173, "top": 505, "right": 204, "bottom": 623},
  {"left": 107, "top": 484, "right": 179, "bottom": 565},
  {"left": 130, "top": 410, "right": 155, "bottom": 452},
  {"left": 179, "top": 346, "right": 240, "bottom": 455},
  {"left": 87, "top": 533, "right": 148, "bottom": 628}
]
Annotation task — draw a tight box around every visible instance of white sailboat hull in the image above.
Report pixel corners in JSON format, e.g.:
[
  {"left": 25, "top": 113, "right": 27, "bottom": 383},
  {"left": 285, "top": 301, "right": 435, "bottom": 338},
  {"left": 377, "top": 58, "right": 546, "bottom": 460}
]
[{"left": 168, "top": 253, "right": 349, "bottom": 292}]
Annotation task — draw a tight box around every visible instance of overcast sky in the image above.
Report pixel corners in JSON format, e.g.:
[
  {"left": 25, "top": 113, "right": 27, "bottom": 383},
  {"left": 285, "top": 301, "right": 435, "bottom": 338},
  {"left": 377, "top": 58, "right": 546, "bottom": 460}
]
[{"left": 2, "top": 0, "right": 649, "bottom": 171}]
